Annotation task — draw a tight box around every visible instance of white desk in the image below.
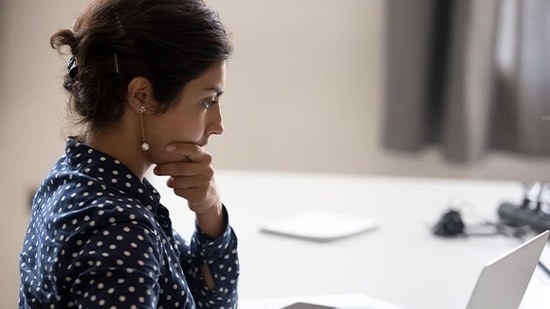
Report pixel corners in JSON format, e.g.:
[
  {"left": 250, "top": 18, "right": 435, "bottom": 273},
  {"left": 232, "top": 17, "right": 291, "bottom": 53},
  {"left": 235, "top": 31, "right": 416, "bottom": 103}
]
[{"left": 148, "top": 170, "right": 550, "bottom": 309}]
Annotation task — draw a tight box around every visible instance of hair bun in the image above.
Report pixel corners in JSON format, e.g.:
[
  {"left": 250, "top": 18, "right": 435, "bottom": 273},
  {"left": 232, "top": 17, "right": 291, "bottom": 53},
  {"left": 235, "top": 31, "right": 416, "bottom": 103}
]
[{"left": 50, "top": 29, "right": 78, "bottom": 55}]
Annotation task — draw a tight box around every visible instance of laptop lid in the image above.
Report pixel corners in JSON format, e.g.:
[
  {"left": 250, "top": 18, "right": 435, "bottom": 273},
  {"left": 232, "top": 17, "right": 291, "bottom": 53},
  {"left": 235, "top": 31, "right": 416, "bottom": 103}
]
[{"left": 466, "top": 230, "right": 549, "bottom": 309}]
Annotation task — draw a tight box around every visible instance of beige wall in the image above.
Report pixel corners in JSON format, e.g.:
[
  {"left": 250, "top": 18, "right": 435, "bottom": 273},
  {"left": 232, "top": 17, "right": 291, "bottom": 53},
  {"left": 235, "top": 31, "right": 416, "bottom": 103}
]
[
  {"left": 205, "top": 0, "right": 550, "bottom": 181},
  {"left": 1, "top": 0, "right": 550, "bottom": 306}
]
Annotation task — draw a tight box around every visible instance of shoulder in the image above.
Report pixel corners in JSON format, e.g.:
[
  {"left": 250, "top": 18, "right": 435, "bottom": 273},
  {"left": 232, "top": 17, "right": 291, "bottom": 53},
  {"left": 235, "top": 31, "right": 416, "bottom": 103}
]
[{"left": 40, "top": 171, "right": 159, "bottom": 236}]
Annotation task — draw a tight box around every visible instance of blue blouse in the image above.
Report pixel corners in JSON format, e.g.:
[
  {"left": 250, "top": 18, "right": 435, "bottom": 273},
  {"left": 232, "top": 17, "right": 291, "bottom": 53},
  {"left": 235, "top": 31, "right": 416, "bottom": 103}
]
[{"left": 19, "top": 138, "right": 239, "bottom": 308}]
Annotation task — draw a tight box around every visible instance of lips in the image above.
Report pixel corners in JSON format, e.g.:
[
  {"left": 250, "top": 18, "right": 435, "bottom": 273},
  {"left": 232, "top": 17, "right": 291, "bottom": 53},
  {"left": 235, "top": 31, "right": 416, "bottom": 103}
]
[{"left": 197, "top": 138, "right": 209, "bottom": 147}]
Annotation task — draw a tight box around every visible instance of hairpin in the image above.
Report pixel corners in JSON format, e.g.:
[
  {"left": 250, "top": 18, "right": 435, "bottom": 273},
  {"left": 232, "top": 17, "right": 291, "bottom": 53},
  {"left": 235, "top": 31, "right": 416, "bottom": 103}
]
[
  {"left": 67, "top": 56, "right": 78, "bottom": 79},
  {"left": 114, "top": 53, "right": 120, "bottom": 74}
]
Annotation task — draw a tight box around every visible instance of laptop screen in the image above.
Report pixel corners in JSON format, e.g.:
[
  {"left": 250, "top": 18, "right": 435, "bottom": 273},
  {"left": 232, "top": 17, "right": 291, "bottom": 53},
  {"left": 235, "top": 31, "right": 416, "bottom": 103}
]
[{"left": 466, "top": 230, "right": 549, "bottom": 309}]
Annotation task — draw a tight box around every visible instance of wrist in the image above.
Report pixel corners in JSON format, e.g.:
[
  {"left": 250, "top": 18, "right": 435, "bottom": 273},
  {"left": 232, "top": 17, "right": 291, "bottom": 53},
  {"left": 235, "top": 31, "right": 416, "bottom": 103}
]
[{"left": 195, "top": 201, "right": 224, "bottom": 238}]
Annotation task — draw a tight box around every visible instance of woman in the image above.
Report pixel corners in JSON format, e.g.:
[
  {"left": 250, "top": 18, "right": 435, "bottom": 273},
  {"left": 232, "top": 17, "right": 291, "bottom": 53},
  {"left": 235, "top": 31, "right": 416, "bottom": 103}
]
[{"left": 19, "top": 0, "right": 238, "bottom": 308}]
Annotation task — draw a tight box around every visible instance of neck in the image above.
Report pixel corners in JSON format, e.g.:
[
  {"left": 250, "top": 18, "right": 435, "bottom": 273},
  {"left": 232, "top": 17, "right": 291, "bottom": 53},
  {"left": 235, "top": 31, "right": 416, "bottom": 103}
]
[{"left": 84, "top": 123, "right": 150, "bottom": 180}]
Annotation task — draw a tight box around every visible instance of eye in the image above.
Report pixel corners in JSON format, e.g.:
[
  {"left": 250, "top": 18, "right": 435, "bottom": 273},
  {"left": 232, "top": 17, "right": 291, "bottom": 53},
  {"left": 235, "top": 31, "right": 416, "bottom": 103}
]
[{"left": 202, "top": 98, "right": 218, "bottom": 109}]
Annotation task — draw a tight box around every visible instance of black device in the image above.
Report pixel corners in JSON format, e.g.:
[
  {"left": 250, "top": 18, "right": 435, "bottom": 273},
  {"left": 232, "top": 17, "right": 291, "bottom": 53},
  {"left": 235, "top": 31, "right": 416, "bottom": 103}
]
[
  {"left": 498, "top": 181, "right": 550, "bottom": 232},
  {"left": 498, "top": 202, "right": 550, "bottom": 232}
]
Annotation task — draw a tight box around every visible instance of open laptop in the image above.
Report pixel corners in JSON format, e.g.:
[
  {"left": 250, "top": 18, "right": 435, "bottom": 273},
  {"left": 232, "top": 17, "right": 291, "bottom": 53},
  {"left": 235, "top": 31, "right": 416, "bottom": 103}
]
[{"left": 466, "top": 230, "right": 549, "bottom": 309}]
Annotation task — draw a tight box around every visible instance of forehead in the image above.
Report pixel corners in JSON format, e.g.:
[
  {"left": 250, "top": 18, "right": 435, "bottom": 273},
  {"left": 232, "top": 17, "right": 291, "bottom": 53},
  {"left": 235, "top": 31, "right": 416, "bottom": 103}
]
[{"left": 182, "top": 63, "right": 226, "bottom": 95}]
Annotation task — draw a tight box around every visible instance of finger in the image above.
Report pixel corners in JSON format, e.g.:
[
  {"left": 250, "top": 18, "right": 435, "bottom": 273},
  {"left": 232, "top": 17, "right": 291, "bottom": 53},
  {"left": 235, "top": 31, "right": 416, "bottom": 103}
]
[
  {"left": 166, "top": 174, "right": 211, "bottom": 190},
  {"left": 153, "top": 161, "right": 204, "bottom": 177},
  {"left": 173, "top": 186, "right": 207, "bottom": 203},
  {"left": 173, "top": 187, "right": 213, "bottom": 209},
  {"left": 165, "top": 143, "right": 211, "bottom": 163}
]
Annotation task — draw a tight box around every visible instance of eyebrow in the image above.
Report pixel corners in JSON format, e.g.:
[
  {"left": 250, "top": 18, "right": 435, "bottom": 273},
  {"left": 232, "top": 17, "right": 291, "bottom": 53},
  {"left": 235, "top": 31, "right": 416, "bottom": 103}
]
[{"left": 203, "top": 87, "right": 224, "bottom": 97}]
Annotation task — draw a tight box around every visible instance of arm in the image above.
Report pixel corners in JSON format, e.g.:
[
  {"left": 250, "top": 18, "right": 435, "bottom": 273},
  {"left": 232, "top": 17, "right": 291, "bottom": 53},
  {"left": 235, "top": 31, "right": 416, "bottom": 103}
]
[
  {"left": 173, "top": 206, "right": 239, "bottom": 308},
  {"left": 153, "top": 143, "right": 224, "bottom": 236},
  {"left": 153, "top": 143, "right": 239, "bottom": 306},
  {"left": 69, "top": 221, "right": 163, "bottom": 308}
]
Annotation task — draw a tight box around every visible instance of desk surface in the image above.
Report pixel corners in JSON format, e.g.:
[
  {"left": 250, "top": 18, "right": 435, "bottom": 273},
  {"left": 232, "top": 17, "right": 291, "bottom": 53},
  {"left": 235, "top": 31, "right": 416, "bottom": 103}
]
[{"left": 147, "top": 169, "right": 550, "bottom": 309}]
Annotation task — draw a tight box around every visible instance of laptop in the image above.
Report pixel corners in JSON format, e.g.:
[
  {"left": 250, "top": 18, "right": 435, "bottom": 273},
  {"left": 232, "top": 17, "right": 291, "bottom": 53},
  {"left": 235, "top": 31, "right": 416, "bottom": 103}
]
[{"left": 466, "top": 230, "right": 549, "bottom": 309}]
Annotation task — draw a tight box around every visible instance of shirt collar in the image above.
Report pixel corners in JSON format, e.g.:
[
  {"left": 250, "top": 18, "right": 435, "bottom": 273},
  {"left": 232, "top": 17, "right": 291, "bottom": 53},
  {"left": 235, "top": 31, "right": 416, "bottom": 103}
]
[{"left": 64, "top": 137, "right": 161, "bottom": 212}]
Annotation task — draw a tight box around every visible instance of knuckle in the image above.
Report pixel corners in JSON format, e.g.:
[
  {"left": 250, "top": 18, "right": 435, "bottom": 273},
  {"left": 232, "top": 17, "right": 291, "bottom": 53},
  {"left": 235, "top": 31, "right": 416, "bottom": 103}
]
[
  {"left": 202, "top": 152, "right": 212, "bottom": 164},
  {"left": 193, "top": 144, "right": 201, "bottom": 154},
  {"left": 205, "top": 167, "right": 214, "bottom": 179}
]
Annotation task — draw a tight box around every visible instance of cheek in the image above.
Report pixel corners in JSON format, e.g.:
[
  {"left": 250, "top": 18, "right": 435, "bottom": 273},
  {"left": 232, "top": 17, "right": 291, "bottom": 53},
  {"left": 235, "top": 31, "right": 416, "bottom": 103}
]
[
  {"left": 161, "top": 112, "right": 206, "bottom": 143},
  {"left": 144, "top": 121, "right": 195, "bottom": 164}
]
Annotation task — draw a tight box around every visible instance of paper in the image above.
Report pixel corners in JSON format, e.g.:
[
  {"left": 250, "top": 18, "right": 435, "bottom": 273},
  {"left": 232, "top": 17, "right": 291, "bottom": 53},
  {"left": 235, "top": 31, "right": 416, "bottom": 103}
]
[
  {"left": 239, "top": 293, "right": 406, "bottom": 309},
  {"left": 260, "top": 211, "right": 378, "bottom": 242}
]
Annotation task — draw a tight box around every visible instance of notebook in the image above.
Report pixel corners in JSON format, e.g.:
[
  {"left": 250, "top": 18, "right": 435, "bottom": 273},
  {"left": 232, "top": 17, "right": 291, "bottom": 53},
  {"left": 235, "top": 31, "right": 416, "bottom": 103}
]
[
  {"left": 466, "top": 230, "right": 549, "bottom": 309},
  {"left": 259, "top": 211, "right": 378, "bottom": 242}
]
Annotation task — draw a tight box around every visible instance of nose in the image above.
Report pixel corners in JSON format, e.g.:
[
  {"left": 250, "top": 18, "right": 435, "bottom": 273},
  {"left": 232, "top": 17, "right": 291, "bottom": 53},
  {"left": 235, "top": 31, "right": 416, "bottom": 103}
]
[
  {"left": 208, "top": 121, "right": 224, "bottom": 136},
  {"left": 206, "top": 106, "right": 224, "bottom": 136}
]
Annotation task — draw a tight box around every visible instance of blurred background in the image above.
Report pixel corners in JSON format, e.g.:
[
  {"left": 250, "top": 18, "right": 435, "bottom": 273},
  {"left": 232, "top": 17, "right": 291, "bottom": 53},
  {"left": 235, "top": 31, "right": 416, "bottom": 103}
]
[{"left": 1, "top": 0, "right": 550, "bottom": 307}]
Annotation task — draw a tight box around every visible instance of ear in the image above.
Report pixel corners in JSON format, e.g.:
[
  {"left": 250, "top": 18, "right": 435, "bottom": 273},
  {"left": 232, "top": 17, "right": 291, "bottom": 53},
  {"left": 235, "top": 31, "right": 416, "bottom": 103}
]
[{"left": 127, "top": 77, "right": 154, "bottom": 114}]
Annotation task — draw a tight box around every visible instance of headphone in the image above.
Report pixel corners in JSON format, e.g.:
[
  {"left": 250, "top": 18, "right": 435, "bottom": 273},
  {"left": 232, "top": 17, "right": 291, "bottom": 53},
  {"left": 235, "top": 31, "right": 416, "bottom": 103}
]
[{"left": 433, "top": 209, "right": 466, "bottom": 237}]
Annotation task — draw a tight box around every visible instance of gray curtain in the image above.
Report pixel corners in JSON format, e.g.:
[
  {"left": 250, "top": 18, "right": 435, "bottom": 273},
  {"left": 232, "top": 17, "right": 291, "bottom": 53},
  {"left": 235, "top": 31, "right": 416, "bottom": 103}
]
[{"left": 383, "top": 0, "right": 550, "bottom": 162}]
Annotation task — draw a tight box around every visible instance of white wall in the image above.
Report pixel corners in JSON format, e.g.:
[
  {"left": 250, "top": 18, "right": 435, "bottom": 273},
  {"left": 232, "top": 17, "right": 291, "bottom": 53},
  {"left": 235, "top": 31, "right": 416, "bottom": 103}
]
[{"left": 1, "top": 0, "right": 550, "bottom": 307}]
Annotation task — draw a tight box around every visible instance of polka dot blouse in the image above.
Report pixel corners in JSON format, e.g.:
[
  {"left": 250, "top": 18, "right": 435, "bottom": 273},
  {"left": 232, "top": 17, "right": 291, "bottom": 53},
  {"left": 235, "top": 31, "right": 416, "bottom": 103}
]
[{"left": 19, "top": 138, "right": 239, "bottom": 308}]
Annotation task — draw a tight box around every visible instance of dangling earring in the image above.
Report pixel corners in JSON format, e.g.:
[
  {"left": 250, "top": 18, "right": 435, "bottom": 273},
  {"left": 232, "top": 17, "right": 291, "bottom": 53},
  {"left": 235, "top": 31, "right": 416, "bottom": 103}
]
[{"left": 138, "top": 104, "right": 150, "bottom": 151}]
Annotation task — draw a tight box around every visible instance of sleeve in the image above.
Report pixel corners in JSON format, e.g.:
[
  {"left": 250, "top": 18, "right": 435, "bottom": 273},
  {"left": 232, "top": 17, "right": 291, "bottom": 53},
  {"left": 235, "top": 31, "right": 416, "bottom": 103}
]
[
  {"left": 69, "top": 219, "right": 163, "bottom": 309},
  {"left": 173, "top": 204, "right": 239, "bottom": 308}
]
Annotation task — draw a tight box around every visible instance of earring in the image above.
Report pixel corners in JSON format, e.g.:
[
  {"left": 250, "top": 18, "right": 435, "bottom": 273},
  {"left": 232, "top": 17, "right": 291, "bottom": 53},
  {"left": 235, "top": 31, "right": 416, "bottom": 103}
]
[{"left": 138, "top": 104, "right": 150, "bottom": 151}]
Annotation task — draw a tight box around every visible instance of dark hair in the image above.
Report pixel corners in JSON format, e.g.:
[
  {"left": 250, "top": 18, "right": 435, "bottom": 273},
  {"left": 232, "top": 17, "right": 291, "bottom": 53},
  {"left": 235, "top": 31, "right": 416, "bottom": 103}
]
[{"left": 50, "top": 0, "right": 232, "bottom": 135}]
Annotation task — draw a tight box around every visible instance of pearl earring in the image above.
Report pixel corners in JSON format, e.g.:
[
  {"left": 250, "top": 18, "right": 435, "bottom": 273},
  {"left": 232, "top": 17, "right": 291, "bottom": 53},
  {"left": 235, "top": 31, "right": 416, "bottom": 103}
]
[{"left": 138, "top": 104, "right": 149, "bottom": 151}]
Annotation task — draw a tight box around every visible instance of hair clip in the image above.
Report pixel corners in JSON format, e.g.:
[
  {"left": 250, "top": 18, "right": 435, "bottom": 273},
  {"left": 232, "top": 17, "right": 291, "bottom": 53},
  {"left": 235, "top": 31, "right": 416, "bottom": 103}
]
[
  {"left": 114, "top": 53, "right": 120, "bottom": 74},
  {"left": 67, "top": 56, "right": 78, "bottom": 79}
]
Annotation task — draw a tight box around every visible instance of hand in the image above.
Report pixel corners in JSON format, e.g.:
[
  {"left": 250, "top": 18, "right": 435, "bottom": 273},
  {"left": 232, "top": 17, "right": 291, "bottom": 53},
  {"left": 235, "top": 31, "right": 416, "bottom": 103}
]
[{"left": 153, "top": 143, "right": 223, "bottom": 236}]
